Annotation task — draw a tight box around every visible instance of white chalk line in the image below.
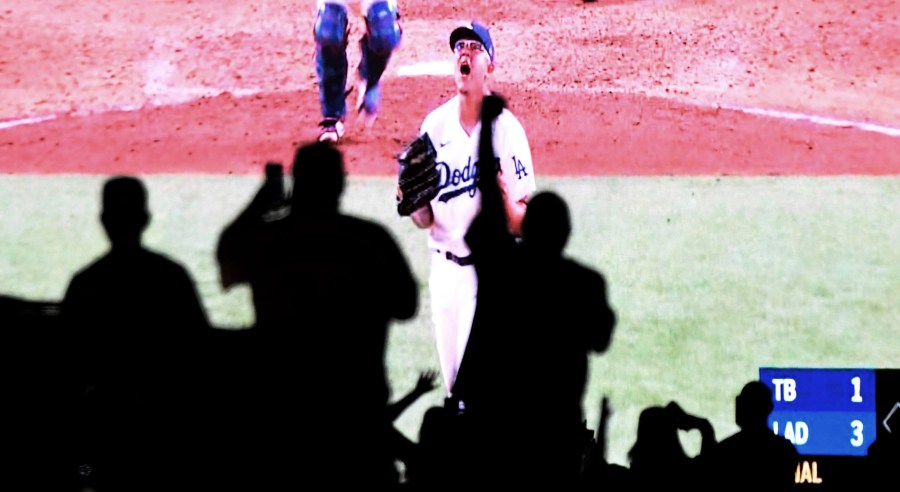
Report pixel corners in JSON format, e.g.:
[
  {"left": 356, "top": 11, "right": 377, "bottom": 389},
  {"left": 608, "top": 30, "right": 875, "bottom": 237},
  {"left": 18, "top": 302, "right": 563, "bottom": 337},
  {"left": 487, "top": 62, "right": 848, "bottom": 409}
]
[
  {"left": 396, "top": 60, "right": 454, "bottom": 77},
  {"left": 0, "top": 114, "right": 57, "bottom": 131},
  {"left": 0, "top": 88, "right": 271, "bottom": 132},
  {"left": 531, "top": 83, "right": 900, "bottom": 138},
  {"left": 2, "top": 61, "right": 898, "bottom": 139},
  {"left": 717, "top": 103, "right": 900, "bottom": 138}
]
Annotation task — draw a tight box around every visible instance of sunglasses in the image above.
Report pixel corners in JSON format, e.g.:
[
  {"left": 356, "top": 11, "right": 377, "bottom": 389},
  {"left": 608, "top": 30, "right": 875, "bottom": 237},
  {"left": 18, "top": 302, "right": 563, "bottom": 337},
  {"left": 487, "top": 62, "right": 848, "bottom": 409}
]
[{"left": 453, "top": 40, "right": 485, "bottom": 54}]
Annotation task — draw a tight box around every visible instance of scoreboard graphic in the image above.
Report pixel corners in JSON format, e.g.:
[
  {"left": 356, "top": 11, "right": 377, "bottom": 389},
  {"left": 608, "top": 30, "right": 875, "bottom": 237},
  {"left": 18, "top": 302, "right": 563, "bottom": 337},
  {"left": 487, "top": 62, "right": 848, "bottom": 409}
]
[{"left": 758, "top": 367, "right": 899, "bottom": 489}]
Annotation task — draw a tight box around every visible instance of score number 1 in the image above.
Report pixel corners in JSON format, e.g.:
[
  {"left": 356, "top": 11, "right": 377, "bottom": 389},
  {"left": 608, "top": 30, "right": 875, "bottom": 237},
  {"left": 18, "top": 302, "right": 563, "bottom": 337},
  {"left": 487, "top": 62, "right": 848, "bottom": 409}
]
[{"left": 850, "top": 376, "right": 863, "bottom": 403}]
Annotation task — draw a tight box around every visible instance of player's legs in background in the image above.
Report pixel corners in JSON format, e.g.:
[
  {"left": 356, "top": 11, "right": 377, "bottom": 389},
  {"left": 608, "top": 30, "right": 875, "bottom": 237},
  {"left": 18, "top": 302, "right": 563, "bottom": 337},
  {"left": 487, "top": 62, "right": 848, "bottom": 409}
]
[
  {"left": 429, "top": 257, "right": 457, "bottom": 395},
  {"left": 428, "top": 255, "right": 477, "bottom": 396},
  {"left": 314, "top": 1, "right": 349, "bottom": 142},
  {"left": 356, "top": 0, "right": 402, "bottom": 127}
]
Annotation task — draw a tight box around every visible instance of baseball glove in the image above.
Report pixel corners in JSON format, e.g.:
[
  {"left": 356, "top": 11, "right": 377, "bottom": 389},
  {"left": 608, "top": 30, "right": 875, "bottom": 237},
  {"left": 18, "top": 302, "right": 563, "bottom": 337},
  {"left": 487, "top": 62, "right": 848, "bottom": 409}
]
[{"left": 396, "top": 132, "right": 440, "bottom": 216}]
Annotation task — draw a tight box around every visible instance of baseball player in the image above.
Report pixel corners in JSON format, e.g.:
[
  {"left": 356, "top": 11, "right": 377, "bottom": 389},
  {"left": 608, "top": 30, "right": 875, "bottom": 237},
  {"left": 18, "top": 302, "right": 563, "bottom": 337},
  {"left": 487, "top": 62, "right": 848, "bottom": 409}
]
[
  {"left": 405, "top": 21, "right": 537, "bottom": 396},
  {"left": 314, "top": 0, "right": 402, "bottom": 142}
]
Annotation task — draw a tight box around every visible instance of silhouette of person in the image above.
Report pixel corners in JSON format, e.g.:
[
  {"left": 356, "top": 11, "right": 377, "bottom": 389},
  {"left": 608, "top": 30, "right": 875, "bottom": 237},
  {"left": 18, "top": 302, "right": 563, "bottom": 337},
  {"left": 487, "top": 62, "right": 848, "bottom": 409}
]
[
  {"left": 518, "top": 190, "right": 618, "bottom": 487},
  {"left": 580, "top": 396, "right": 631, "bottom": 491},
  {"left": 626, "top": 402, "right": 715, "bottom": 489},
  {"left": 454, "top": 116, "right": 618, "bottom": 487},
  {"left": 411, "top": 404, "right": 462, "bottom": 491},
  {"left": 60, "top": 175, "right": 210, "bottom": 491},
  {"left": 445, "top": 94, "right": 528, "bottom": 488},
  {"left": 2, "top": 295, "right": 78, "bottom": 490},
  {"left": 215, "top": 140, "right": 419, "bottom": 489},
  {"left": 699, "top": 381, "right": 799, "bottom": 491}
]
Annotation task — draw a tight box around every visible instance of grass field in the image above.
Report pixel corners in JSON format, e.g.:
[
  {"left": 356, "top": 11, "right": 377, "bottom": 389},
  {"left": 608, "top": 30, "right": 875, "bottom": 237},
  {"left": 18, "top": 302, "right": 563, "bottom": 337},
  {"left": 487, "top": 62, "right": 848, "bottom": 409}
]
[{"left": 1, "top": 174, "right": 898, "bottom": 465}]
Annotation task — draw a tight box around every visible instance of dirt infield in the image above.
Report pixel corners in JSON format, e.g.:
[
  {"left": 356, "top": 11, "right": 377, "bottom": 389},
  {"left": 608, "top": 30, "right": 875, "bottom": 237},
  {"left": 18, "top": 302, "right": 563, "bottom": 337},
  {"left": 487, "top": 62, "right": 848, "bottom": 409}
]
[{"left": 1, "top": 0, "right": 898, "bottom": 175}]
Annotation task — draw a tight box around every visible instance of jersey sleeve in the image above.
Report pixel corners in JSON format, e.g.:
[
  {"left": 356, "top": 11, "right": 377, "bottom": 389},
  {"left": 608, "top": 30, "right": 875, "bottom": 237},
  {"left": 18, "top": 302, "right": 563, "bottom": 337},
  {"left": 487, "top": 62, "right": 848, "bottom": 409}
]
[
  {"left": 418, "top": 108, "right": 446, "bottom": 157},
  {"left": 419, "top": 108, "right": 438, "bottom": 140},
  {"left": 494, "top": 111, "right": 536, "bottom": 204}
]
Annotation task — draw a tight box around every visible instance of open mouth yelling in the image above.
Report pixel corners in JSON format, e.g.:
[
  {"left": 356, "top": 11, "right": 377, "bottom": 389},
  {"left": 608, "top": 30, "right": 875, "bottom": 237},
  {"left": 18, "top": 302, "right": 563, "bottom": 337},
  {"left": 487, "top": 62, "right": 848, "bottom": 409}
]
[{"left": 459, "top": 60, "right": 471, "bottom": 76}]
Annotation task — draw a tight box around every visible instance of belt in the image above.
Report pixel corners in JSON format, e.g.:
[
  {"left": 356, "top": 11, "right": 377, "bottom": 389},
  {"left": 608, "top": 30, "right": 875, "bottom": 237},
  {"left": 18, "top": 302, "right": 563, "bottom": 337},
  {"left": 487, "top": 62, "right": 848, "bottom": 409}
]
[{"left": 433, "top": 249, "right": 474, "bottom": 266}]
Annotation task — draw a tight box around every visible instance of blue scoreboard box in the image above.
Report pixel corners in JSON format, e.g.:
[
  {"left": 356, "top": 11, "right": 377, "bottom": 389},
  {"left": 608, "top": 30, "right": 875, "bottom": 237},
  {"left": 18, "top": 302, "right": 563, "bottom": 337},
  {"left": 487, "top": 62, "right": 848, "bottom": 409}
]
[{"left": 758, "top": 367, "right": 898, "bottom": 490}]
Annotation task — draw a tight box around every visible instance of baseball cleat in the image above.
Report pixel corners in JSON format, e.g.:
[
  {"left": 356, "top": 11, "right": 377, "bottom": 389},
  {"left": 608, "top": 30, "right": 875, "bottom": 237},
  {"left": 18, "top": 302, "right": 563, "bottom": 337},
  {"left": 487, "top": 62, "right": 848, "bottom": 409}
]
[{"left": 318, "top": 118, "right": 345, "bottom": 143}]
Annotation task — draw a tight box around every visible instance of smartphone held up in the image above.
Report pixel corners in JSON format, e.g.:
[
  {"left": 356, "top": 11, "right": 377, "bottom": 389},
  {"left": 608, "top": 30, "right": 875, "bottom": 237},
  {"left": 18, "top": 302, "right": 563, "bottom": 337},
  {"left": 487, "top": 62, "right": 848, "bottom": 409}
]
[{"left": 262, "top": 161, "right": 288, "bottom": 221}]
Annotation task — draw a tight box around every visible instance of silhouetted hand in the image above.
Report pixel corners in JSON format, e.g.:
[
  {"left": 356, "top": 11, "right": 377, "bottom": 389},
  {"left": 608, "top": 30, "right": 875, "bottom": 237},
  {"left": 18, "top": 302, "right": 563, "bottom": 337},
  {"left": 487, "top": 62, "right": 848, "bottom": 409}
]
[
  {"left": 481, "top": 93, "right": 507, "bottom": 123},
  {"left": 413, "top": 370, "right": 439, "bottom": 396},
  {"left": 472, "top": 92, "right": 510, "bottom": 239},
  {"left": 667, "top": 400, "right": 717, "bottom": 453},
  {"left": 667, "top": 401, "right": 702, "bottom": 430}
]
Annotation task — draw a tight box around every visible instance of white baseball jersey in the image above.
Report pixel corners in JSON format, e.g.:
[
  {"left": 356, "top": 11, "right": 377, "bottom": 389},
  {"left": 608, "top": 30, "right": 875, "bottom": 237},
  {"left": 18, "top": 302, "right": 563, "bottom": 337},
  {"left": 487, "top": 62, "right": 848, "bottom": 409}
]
[
  {"left": 420, "top": 95, "right": 536, "bottom": 257},
  {"left": 419, "top": 94, "right": 536, "bottom": 394}
]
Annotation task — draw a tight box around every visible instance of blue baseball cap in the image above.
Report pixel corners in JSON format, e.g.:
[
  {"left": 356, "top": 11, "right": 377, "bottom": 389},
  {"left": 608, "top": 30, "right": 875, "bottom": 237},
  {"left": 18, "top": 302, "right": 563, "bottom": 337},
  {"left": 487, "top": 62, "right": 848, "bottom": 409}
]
[{"left": 449, "top": 21, "right": 495, "bottom": 62}]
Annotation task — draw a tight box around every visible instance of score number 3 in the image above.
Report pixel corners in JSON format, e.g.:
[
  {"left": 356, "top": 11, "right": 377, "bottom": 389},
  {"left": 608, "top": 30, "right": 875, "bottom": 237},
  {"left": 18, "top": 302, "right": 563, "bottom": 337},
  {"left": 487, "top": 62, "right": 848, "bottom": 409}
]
[{"left": 850, "top": 420, "right": 864, "bottom": 447}]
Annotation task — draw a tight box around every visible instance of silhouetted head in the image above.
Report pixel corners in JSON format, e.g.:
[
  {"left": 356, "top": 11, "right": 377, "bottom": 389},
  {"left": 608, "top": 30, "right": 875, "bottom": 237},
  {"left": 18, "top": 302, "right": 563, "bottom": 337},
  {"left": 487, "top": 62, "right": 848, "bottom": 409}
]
[
  {"left": 628, "top": 405, "right": 687, "bottom": 467},
  {"left": 735, "top": 381, "right": 775, "bottom": 430},
  {"left": 291, "top": 141, "right": 346, "bottom": 212},
  {"left": 521, "top": 191, "right": 571, "bottom": 257},
  {"left": 101, "top": 176, "right": 150, "bottom": 247}
]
